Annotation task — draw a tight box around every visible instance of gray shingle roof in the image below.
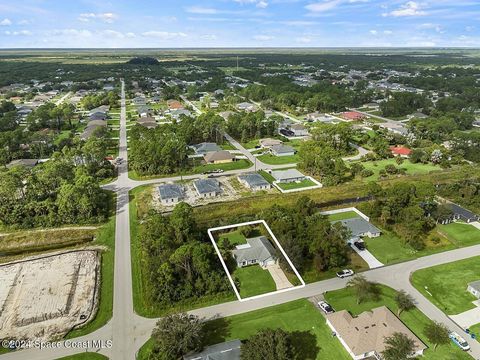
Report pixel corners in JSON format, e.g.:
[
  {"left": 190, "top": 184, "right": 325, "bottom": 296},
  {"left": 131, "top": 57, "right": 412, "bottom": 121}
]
[
  {"left": 447, "top": 203, "right": 478, "bottom": 221},
  {"left": 238, "top": 173, "right": 269, "bottom": 188},
  {"left": 183, "top": 340, "right": 241, "bottom": 360},
  {"left": 270, "top": 144, "right": 295, "bottom": 155},
  {"left": 192, "top": 142, "right": 221, "bottom": 155},
  {"left": 158, "top": 184, "right": 184, "bottom": 200},
  {"left": 232, "top": 236, "right": 276, "bottom": 265},
  {"left": 333, "top": 218, "right": 381, "bottom": 237},
  {"left": 271, "top": 169, "right": 305, "bottom": 181},
  {"left": 194, "top": 178, "right": 221, "bottom": 194}
]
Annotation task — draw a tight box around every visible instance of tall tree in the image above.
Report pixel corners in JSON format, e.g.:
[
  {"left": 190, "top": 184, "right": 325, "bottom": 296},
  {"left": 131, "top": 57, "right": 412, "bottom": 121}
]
[
  {"left": 394, "top": 290, "right": 415, "bottom": 316},
  {"left": 382, "top": 332, "right": 416, "bottom": 360},
  {"left": 150, "top": 313, "right": 203, "bottom": 360},
  {"left": 424, "top": 322, "right": 449, "bottom": 350},
  {"left": 347, "top": 275, "right": 381, "bottom": 304},
  {"left": 241, "top": 329, "right": 294, "bottom": 360}
]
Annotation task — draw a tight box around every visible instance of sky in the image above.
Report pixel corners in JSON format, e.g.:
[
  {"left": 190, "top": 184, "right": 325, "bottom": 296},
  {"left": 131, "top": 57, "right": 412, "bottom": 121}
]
[{"left": 0, "top": 0, "right": 479, "bottom": 48}]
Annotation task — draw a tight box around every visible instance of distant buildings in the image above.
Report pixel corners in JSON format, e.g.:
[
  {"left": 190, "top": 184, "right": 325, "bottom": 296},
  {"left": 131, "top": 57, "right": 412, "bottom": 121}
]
[
  {"left": 340, "top": 111, "right": 366, "bottom": 121},
  {"left": 390, "top": 146, "right": 412, "bottom": 157}
]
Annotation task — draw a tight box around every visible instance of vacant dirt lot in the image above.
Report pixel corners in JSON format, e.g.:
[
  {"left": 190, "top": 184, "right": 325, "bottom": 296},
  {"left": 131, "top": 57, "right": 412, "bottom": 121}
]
[{"left": 0, "top": 250, "right": 99, "bottom": 341}]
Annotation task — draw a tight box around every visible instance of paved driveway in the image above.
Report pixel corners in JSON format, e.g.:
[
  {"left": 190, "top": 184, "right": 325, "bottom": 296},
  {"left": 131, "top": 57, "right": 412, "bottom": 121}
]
[
  {"left": 451, "top": 301, "right": 480, "bottom": 329},
  {"left": 351, "top": 245, "right": 384, "bottom": 268},
  {"left": 265, "top": 264, "right": 293, "bottom": 290}
]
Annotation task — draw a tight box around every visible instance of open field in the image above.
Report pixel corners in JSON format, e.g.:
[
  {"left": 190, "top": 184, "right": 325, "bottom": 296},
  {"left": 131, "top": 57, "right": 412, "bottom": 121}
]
[
  {"left": 359, "top": 159, "right": 440, "bottom": 181},
  {"left": 325, "top": 285, "right": 471, "bottom": 360},
  {"left": 411, "top": 256, "right": 480, "bottom": 315},
  {"left": 437, "top": 223, "right": 480, "bottom": 247},
  {"left": 0, "top": 251, "right": 99, "bottom": 342},
  {"left": 233, "top": 266, "right": 276, "bottom": 298}
]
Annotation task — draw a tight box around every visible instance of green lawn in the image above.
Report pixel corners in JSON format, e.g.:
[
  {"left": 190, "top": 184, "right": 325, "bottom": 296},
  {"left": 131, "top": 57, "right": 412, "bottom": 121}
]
[
  {"left": 218, "top": 230, "right": 247, "bottom": 246},
  {"left": 203, "top": 299, "right": 351, "bottom": 360},
  {"left": 360, "top": 159, "right": 439, "bottom": 181},
  {"left": 233, "top": 265, "right": 277, "bottom": 298},
  {"left": 411, "top": 256, "right": 480, "bottom": 315},
  {"left": 241, "top": 139, "right": 260, "bottom": 149},
  {"left": 327, "top": 211, "right": 360, "bottom": 221},
  {"left": 437, "top": 223, "right": 480, "bottom": 247},
  {"left": 364, "top": 229, "right": 455, "bottom": 265},
  {"left": 56, "top": 354, "right": 108, "bottom": 360},
  {"left": 257, "top": 153, "right": 299, "bottom": 165},
  {"left": 258, "top": 170, "right": 275, "bottom": 184},
  {"left": 324, "top": 285, "right": 471, "bottom": 360},
  {"left": 277, "top": 178, "right": 318, "bottom": 191},
  {"left": 469, "top": 323, "right": 480, "bottom": 337}
]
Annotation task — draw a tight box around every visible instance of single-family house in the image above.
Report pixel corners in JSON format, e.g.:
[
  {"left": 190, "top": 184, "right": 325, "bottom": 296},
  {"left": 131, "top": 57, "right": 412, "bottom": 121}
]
[
  {"left": 305, "top": 112, "right": 337, "bottom": 123},
  {"left": 191, "top": 142, "right": 221, "bottom": 155},
  {"left": 88, "top": 105, "right": 109, "bottom": 116},
  {"left": 271, "top": 169, "right": 306, "bottom": 183},
  {"left": 446, "top": 203, "right": 479, "bottom": 223},
  {"left": 183, "top": 339, "right": 241, "bottom": 360},
  {"left": 194, "top": 178, "right": 221, "bottom": 197},
  {"left": 132, "top": 96, "right": 146, "bottom": 106},
  {"left": 333, "top": 218, "right": 381, "bottom": 241},
  {"left": 137, "top": 105, "right": 153, "bottom": 117},
  {"left": 326, "top": 306, "right": 427, "bottom": 360},
  {"left": 167, "top": 99, "right": 183, "bottom": 110},
  {"left": 80, "top": 122, "right": 107, "bottom": 140},
  {"left": 289, "top": 123, "right": 309, "bottom": 137},
  {"left": 219, "top": 111, "right": 235, "bottom": 120},
  {"left": 259, "top": 138, "right": 283, "bottom": 148},
  {"left": 390, "top": 146, "right": 412, "bottom": 158},
  {"left": 88, "top": 111, "right": 107, "bottom": 121},
  {"left": 170, "top": 109, "right": 192, "bottom": 119},
  {"left": 236, "top": 102, "right": 257, "bottom": 112},
  {"left": 411, "top": 112, "right": 428, "bottom": 119},
  {"left": 137, "top": 116, "right": 157, "bottom": 129},
  {"left": 87, "top": 120, "right": 108, "bottom": 127},
  {"left": 232, "top": 236, "right": 277, "bottom": 268},
  {"left": 269, "top": 144, "right": 296, "bottom": 157},
  {"left": 238, "top": 173, "right": 271, "bottom": 191},
  {"left": 467, "top": 281, "right": 480, "bottom": 299},
  {"left": 158, "top": 184, "right": 184, "bottom": 205},
  {"left": 203, "top": 150, "right": 234, "bottom": 164},
  {"left": 340, "top": 111, "right": 366, "bottom": 121}
]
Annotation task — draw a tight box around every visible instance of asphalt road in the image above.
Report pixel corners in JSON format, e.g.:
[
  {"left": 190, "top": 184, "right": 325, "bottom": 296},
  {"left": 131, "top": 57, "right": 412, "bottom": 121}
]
[{"left": 2, "top": 82, "right": 480, "bottom": 360}]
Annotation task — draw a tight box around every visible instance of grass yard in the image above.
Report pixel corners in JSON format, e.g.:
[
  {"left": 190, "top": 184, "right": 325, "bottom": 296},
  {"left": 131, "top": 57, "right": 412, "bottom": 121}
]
[
  {"left": 233, "top": 265, "right": 277, "bottom": 298},
  {"left": 277, "top": 178, "right": 317, "bottom": 191},
  {"left": 241, "top": 139, "right": 260, "bottom": 149},
  {"left": 360, "top": 159, "right": 439, "bottom": 181},
  {"left": 411, "top": 256, "right": 480, "bottom": 315},
  {"left": 258, "top": 170, "right": 275, "bottom": 184},
  {"left": 437, "top": 222, "right": 480, "bottom": 247},
  {"left": 469, "top": 323, "right": 480, "bottom": 337},
  {"left": 218, "top": 230, "right": 247, "bottom": 246},
  {"left": 324, "top": 285, "right": 471, "bottom": 360},
  {"left": 257, "top": 153, "right": 299, "bottom": 165},
  {"left": 203, "top": 299, "right": 351, "bottom": 360},
  {"left": 327, "top": 211, "right": 360, "bottom": 221}
]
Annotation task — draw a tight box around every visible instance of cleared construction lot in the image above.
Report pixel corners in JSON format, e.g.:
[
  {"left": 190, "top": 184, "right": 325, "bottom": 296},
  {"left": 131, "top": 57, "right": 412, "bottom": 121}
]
[{"left": 0, "top": 250, "right": 100, "bottom": 341}]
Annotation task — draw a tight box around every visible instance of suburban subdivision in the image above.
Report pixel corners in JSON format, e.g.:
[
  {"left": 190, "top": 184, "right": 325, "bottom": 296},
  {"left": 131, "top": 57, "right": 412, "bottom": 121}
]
[{"left": 1, "top": 37, "right": 480, "bottom": 360}]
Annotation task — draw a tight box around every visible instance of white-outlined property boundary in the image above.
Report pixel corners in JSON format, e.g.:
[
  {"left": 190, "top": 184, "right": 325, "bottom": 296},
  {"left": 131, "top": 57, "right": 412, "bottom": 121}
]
[
  {"left": 272, "top": 176, "right": 323, "bottom": 194},
  {"left": 319, "top": 207, "right": 370, "bottom": 221},
  {"left": 207, "top": 220, "right": 306, "bottom": 302}
]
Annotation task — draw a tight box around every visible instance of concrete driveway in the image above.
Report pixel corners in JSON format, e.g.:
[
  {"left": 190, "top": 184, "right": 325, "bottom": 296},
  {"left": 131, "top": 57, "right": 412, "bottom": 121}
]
[
  {"left": 351, "top": 245, "right": 384, "bottom": 268},
  {"left": 266, "top": 264, "right": 293, "bottom": 290},
  {"left": 451, "top": 300, "right": 480, "bottom": 329}
]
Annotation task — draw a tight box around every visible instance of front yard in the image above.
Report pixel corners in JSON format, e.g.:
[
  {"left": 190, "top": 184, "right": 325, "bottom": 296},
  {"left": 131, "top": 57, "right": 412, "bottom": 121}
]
[
  {"left": 324, "top": 285, "right": 471, "bottom": 360},
  {"left": 277, "top": 178, "right": 318, "bottom": 191},
  {"left": 233, "top": 265, "right": 277, "bottom": 298},
  {"left": 411, "top": 256, "right": 480, "bottom": 315}
]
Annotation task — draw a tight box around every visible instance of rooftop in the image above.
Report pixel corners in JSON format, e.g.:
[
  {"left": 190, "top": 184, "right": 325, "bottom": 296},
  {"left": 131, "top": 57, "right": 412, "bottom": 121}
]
[
  {"left": 333, "top": 217, "right": 381, "bottom": 237},
  {"left": 194, "top": 178, "right": 221, "bottom": 194},
  {"left": 232, "top": 236, "right": 276, "bottom": 265},
  {"left": 204, "top": 151, "right": 234, "bottom": 163},
  {"left": 158, "top": 184, "right": 184, "bottom": 200},
  {"left": 271, "top": 169, "right": 305, "bottom": 181},
  {"left": 238, "top": 172, "right": 270, "bottom": 188},
  {"left": 192, "top": 142, "right": 221, "bottom": 155},
  {"left": 327, "top": 306, "right": 427, "bottom": 357}
]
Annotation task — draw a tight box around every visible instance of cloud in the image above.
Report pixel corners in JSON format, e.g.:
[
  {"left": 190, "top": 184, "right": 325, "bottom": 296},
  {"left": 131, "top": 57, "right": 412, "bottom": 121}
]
[
  {"left": 4, "top": 30, "right": 32, "bottom": 36},
  {"left": 234, "top": 0, "right": 269, "bottom": 7},
  {"left": 418, "top": 23, "right": 444, "bottom": 33},
  {"left": 305, "top": 0, "right": 342, "bottom": 12},
  {"left": 17, "top": 19, "right": 30, "bottom": 25},
  {"left": 50, "top": 29, "right": 93, "bottom": 37},
  {"left": 281, "top": 20, "right": 318, "bottom": 26},
  {"left": 0, "top": 18, "right": 12, "bottom": 26},
  {"left": 383, "top": 1, "right": 426, "bottom": 17},
  {"left": 184, "top": 6, "right": 219, "bottom": 14},
  {"left": 200, "top": 34, "right": 218, "bottom": 40},
  {"left": 253, "top": 34, "right": 274, "bottom": 40},
  {"left": 78, "top": 12, "right": 117, "bottom": 23},
  {"left": 383, "top": 30, "right": 393, "bottom": 35},
  {"left": 295, "top": 36, "right": 312, "bottom": 43},
  {"left": 141, "top": 31, "right": 187, "bottom": 39},
  {"left": 369, "top": 30, "right": 378, "bottom": 35}
]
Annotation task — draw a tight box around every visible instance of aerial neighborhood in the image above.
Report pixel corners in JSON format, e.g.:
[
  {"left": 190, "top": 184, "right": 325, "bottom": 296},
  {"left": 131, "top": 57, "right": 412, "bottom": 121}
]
[{"left": 0, "top": 46, "right": 480, "bottom": 360}]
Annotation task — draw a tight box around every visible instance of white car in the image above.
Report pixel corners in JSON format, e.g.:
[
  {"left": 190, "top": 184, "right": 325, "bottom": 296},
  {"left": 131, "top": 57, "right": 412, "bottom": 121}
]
[
  {"left": 449, "top": 332, "right": 470, "bottom": 351},
  {"left": 336, "top": 269, "right": 354, "bottom": 278},
  {"left": 318, "top": 301, "right": 335, "bottom": 314}
]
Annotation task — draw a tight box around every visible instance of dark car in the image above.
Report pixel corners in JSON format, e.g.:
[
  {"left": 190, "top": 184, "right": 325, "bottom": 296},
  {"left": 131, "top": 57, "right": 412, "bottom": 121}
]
[
  {"left": 354, "top": 241, "right": 366, "bottom": 251},
  {"left": 280, "top": 128, "right": 294, "bottom": 137}
]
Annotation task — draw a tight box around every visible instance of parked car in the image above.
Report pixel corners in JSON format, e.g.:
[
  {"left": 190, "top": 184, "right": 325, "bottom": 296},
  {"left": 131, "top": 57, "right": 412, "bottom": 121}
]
[
  {"left": 318, "top": 300, "right": 335, "bottom": 314},
  {"left": 336, "top": 269, "right": 354, "bottom": 278},
  {"left": 449, "top": 332, "right": 470, "bottom": 351},
  {"left": 354, "top": 241, "right": 366, "bottom": 251},
  {"left": 213, "top": 169, "right": 224, "bottom": 173},
  {"left": 280, "top": 128, "right": 294, "bottom": 137}
]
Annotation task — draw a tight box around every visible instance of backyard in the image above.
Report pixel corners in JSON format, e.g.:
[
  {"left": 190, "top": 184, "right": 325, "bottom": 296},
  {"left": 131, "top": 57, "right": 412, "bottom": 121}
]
[
  {"left": 326, "top": 211, "right": 360, "bottom": 221},
  {"left": 277, "top": 178, "right": 318, "bottom": 191},
  {"left": 359, "top": 159, "right": 439, "bottom": 181},
  {"left": 324, "top": 285, "right": 471, "bottom": 360},
  {"left": 411, "top": 256, "right": 480, "bottom": 315}
]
